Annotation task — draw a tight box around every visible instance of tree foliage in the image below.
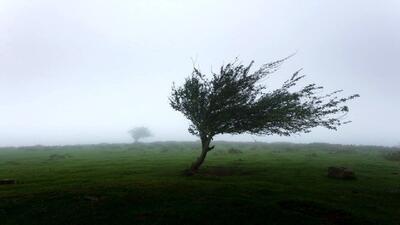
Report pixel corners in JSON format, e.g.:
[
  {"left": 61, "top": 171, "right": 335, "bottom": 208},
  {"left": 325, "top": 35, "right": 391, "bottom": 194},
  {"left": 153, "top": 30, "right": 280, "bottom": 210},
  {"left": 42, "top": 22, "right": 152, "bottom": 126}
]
[
  {"left": 128, "top": 127, "right": 152, "bottom": 143},
  {"left": 170, "top": 58, "right": 359, "bottom": 172}
]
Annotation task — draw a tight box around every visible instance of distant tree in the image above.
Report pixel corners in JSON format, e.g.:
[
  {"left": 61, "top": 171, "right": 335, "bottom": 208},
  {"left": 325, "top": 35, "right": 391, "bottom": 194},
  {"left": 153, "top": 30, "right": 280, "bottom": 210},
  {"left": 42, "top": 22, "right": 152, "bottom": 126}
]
[
  {"left": 128, "top": 127, "right": 152, "bottom": 143},
  {"left": 170, "top": 57, "right": 359, "bottom": 173}
]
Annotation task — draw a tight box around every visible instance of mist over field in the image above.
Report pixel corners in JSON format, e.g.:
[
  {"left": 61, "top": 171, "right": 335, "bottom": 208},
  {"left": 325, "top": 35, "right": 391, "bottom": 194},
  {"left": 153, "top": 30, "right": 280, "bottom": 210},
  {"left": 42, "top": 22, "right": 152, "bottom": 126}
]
[
  {"left": 2, "top": 2, "right": 400, "bottom": 224},
  {"left": 1, "top": 0, "right": 399, "bottom": 147}
]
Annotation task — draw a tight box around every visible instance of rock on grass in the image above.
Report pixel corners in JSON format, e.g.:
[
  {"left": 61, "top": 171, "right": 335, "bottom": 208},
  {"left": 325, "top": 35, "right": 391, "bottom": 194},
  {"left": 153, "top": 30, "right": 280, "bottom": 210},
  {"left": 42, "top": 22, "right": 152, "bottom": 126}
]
[{"left": 327, "top": 167, "right": 356, "bottom": 180}]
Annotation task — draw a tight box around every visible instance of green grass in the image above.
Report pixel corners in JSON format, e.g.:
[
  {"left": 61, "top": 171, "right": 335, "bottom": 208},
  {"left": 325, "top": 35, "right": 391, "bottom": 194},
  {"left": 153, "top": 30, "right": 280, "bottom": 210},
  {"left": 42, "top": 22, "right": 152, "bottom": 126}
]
[{"left": 1, "top": 142, "right": 399, "bottom": 225}]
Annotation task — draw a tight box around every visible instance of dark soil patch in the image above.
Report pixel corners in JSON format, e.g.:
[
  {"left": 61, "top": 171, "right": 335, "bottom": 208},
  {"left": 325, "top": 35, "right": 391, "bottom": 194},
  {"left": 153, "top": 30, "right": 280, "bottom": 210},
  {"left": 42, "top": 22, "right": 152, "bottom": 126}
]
[
  {"left": 0, "top": 179, "right": 17, "bottom": 185},
  {"left": 327, "top": 167, "right": 356, "bottom": 180},
  {"left": 198, "top": 166, "right": 253, "bottom": 177},
  {"left": 278, "top": 200, "right": 361, "bottom": 225}
]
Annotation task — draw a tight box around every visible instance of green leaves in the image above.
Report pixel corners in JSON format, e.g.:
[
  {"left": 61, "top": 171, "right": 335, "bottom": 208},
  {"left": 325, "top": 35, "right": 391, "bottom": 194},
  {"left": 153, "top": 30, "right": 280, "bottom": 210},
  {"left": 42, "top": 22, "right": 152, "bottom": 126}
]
[{"left": 170, "top": 58, "right": 359, "bottom": 139}]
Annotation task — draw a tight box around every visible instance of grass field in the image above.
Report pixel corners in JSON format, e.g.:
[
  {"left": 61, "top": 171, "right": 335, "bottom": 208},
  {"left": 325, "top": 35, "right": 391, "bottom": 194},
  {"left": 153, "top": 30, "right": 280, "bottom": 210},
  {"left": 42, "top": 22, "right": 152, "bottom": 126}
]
[{"left": 1, "top": 142, "right": 399, "bottom": 225}]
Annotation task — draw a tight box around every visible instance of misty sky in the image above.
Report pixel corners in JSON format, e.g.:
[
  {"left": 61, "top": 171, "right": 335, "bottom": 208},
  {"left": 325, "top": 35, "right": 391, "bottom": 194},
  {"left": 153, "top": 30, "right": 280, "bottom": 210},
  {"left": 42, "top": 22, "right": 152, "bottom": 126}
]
[{"left": 1, "top": 0, "right": 399, "bottom": 147}]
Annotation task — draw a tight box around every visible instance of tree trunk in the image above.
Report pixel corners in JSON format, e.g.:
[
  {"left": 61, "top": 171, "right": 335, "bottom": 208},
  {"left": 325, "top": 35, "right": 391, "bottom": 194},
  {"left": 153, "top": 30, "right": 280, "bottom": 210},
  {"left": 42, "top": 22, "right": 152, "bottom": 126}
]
[
  {"left": 189, "top": 137, "right": 214, "bottom": 173},
  {"left": 190, "top": 148, "right": 208, "bottom": 172}
]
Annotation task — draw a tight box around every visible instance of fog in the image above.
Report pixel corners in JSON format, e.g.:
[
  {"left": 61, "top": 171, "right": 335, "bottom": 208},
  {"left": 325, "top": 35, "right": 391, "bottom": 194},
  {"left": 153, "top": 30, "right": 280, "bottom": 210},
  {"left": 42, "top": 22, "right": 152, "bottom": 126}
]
[{"left": 0, "top": 0, "right": 399, "bottom": 147}]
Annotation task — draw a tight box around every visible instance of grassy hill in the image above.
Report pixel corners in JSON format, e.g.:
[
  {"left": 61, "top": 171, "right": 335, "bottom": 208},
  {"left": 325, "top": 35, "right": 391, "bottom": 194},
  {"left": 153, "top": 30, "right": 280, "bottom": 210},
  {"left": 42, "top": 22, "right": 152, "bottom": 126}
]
[{"left": 0, "top": 142, "right": 399, "bottom": 225}]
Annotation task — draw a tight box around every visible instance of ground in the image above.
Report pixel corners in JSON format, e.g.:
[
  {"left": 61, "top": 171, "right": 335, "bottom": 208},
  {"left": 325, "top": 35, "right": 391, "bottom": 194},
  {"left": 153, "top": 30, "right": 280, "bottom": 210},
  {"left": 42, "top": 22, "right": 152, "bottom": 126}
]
[{"left": 0, "top": 142, "right": 399, "bottom": 225}]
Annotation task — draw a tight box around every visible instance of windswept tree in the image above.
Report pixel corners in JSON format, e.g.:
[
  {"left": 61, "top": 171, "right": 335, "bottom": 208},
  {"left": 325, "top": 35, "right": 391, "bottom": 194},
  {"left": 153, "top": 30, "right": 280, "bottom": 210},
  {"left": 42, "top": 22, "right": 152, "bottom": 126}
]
[
  {"left": 128, "top": 127, "right": 152, "bottom": 143},
  {"left": 170, "top": 57, "right": 359, "bottom": 173}
]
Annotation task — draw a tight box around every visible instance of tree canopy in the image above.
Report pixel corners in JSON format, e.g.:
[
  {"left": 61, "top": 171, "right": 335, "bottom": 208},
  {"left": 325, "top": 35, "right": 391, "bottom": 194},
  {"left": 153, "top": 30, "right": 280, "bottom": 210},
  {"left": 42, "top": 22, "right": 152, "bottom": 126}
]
[
  {"left": 128, "top": 127, "right": 152, "bottom": 143},
  {"left": 170, "top": 58, "right": 359, "bottom": 172}
]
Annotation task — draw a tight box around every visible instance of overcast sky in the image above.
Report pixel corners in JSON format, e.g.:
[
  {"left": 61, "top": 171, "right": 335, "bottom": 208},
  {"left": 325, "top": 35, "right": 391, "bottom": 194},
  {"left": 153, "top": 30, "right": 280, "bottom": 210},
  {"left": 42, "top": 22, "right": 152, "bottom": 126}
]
[{"left": 0, "top": 0, "right": 399, "bottom": 147}]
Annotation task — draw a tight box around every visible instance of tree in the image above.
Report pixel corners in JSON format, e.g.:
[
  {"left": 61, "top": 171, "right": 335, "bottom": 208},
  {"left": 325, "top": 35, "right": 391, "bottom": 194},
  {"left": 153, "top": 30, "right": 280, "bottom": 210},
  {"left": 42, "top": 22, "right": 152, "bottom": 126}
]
[
  {"left": 169, "top": 58, "right": 359, "bottom": 173},
  {"left": 128, "top": 127, "right": 152, "bottom": 143}
]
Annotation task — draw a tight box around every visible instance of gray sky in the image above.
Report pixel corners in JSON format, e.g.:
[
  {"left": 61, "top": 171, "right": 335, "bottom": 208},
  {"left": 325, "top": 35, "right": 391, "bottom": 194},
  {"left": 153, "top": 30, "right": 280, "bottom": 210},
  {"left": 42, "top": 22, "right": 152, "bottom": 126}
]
[{"left": 0, "top": 0, "right": 399, "bottom": 147}]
